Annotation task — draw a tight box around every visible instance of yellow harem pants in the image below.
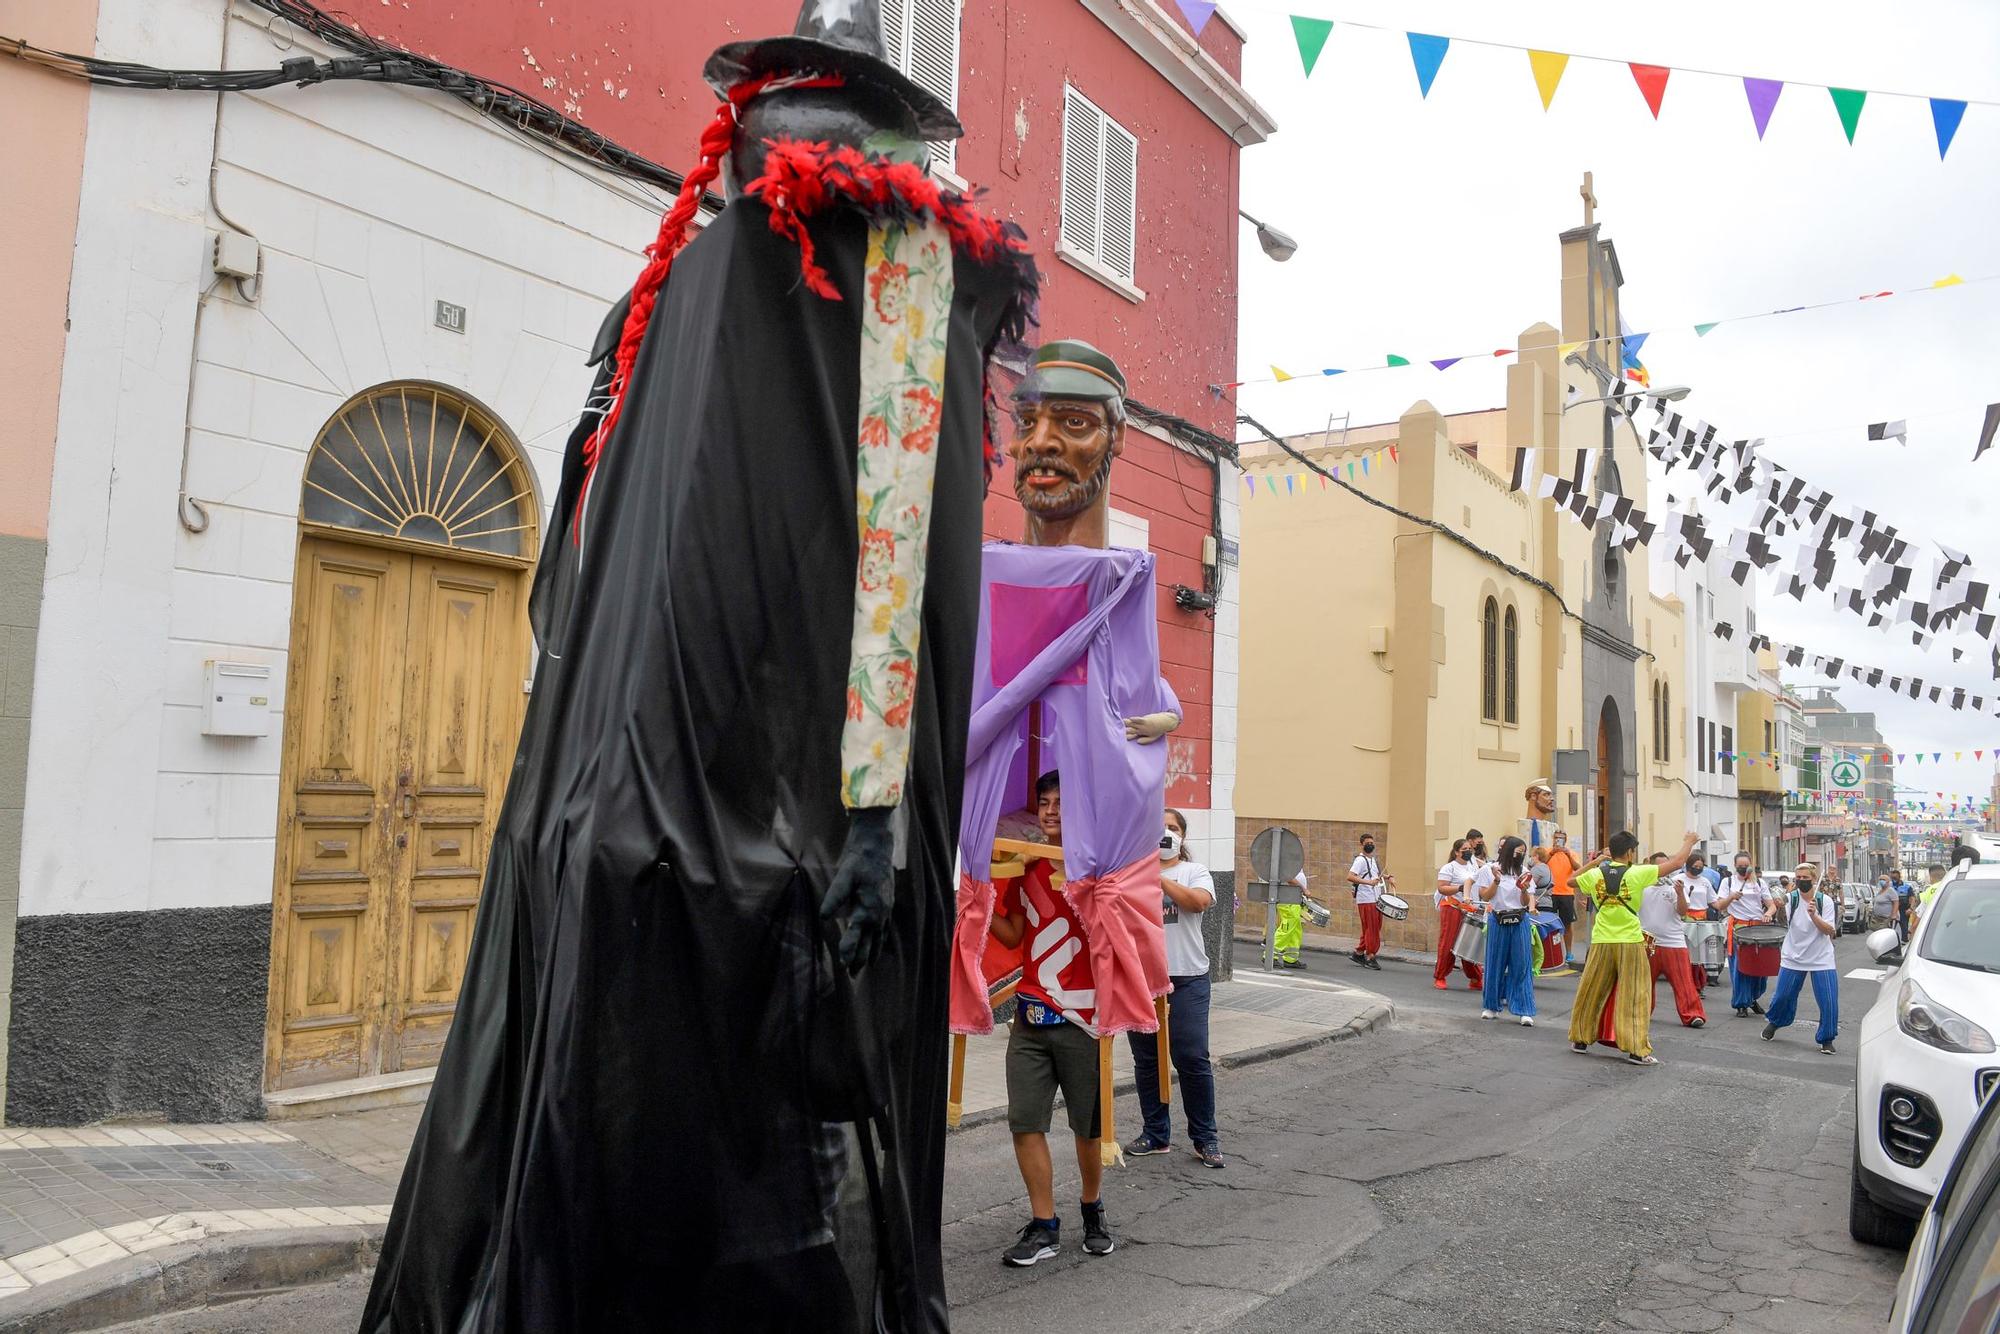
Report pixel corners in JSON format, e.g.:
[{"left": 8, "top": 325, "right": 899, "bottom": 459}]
[
  {"left": 1274, "top": 903, "right": 1304, "bottom": 963},
  {"left": 1566, "top": 941, "right": 1653, "bottom": 1058}
]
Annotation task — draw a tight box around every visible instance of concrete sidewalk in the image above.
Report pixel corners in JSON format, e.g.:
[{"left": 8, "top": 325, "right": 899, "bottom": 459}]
[{"left": 0, "top": 973, "right": 1390, "bottom": 1331}]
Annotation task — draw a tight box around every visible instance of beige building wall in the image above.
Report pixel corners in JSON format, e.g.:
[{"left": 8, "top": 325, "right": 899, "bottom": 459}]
[
  {"left": 1636, "top": 591, "right": 1690, "bottom": 854},
  {"left": 1238, "top": 385, "right": 1588, "bottom": 952}
]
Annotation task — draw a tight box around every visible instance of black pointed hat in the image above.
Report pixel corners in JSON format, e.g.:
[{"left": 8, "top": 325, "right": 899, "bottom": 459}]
[{"left": 704, "top": 0, "right": 963, "bottom": 141}]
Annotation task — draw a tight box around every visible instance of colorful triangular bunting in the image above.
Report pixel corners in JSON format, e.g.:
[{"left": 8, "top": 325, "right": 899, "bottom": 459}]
[
  {"left": 1829, "top": 87, "right": 1867, "bottom": 144},
  {"left": 1271, "top": 365, "right": 1294, "bottom": 382},
  {"left": 1171, "top": 0, "right": 1218, "bottom": 36},
  {"left": 1290, "top": 16, "right": 1334, "bottom": 77},
  {"left": 1406, "top": 33, "right": 1449, "bottom": 99},
  {"left": 1386, "top": 354, "right": 1410, "bottom": 367},
  {"left": 1431, "top": 357, "right": 1462, "bottom": 371},
  {"left": 1930, "top": 98, "right": 1967, "bottom": 159},
  {"left": 1694, "top": 322, "right": 1719, "bottom": 337},
  {"left": 1743, "top": 78, "right": 1782, "bottom": 139},
  {"left": 1527, "top": 50, "right": 1568, "bottom": 111},
  {"left": 1629, "top": 63, "right": 1671, "bottom": 119}
]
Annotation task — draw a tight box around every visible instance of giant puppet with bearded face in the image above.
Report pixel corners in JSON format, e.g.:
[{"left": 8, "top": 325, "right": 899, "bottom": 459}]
[
  {"left": 947, "top": 340, "right": 1180, "bottom": 1061},
  {"left": 360, "top": 3, "right": 1037, "bottom": 1330}
]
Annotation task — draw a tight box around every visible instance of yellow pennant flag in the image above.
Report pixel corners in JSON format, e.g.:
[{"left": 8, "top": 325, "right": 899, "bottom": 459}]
[
  {"left": 1272, "top": 365, "right": 1295, "bottom": 382},
  {"left": 1527, "top": 50, "right": 1569, "bottom": 111},
  {"left": 1934, "top": 274, "right": 1966, "bottom": 288},
  {"left": 1557, "top": 341, "right": 1582, "bottom": 358}
]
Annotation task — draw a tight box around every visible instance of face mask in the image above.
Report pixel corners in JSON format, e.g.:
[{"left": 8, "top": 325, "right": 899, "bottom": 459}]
[
  {"left": 1362, "top": 843, "right": 1376, "bottom": 853},
  {"left": 1459, "top": 850, "right": 1472, "bottom": 862},
  {"left": 1736, "top": 865, "right": 1751, "bottom": 876},
  {"left": 1159, "top": 831, "right": 1182, "bottom": 862}
]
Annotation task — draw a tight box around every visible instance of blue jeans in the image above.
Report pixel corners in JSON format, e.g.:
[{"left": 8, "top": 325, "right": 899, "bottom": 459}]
[
  {"left": 1481, "top": 917, "right": 1536, "bottom": 1017},
  {"left": 1729, "top": 954, "right": 1770, "bottom": 1008},
  {"left": 1767, "top": 966, "right": 1839, "bottom": 1044},
  {"left": 1127, "top": 973, "right": 1217, "bottom": 1149}
]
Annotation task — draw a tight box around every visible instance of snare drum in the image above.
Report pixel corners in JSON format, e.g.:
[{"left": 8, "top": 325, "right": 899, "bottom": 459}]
[
  {"left": 1734, "top": 923, "right": 1786, "bottom": 977},
  {"left": 1452, "top": 915, "right": 1486, "bottom": 964},
  {"left": 1303, "top": 897, "right": 1331, "bottom": 928},
  {"left": 1684, "top": 919, "right": 1724, "bottom": 970},
  {"left": 1376, "top": 892, "right": 1410, "bottom": 921}
]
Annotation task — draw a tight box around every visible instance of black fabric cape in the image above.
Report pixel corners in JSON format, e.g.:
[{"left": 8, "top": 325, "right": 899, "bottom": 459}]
[{"left": 360, "top": 197, "right": 1026, "bottom": 1333}]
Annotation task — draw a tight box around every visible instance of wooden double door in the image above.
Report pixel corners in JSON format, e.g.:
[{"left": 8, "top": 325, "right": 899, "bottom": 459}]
[{"left": 266, "top": 535, "right": 529, "bottom": 1091}]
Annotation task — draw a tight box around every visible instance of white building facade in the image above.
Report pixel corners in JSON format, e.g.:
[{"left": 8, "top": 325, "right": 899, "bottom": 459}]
[{"left": 1664, "top": 548, "right": 1759, "bottom": 866}]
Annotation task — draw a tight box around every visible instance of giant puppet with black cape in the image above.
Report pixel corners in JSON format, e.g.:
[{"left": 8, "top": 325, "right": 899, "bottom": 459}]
[{"left": 358, "top": 5, "right": 1037, "bottom": 1330}]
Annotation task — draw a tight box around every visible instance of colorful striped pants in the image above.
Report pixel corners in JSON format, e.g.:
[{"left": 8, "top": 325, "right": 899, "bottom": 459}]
[{"left": 1567, "top": 941, "right": 1653, "bottom": 1058}]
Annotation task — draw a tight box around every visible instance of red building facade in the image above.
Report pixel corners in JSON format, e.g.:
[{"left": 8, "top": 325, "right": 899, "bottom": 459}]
[{"left": 366, "top": 0, "right": 1271, "bottom": 833}]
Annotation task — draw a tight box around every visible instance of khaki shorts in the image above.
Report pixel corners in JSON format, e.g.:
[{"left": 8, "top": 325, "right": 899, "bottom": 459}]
[{"left": 1005, "top": 1016, "right": 1101, "bottom": 1139}]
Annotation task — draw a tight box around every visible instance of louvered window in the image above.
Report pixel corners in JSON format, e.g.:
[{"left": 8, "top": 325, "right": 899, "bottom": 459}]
[
  {"left": 881, "top": 0, "right": 961, "bottom": 174},
  {"left": 1059, "top": 86, "right": 1140, "bottom": 286}
]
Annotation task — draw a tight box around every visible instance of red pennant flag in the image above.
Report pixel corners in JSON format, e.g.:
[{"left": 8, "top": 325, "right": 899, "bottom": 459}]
[{"left": 1629, "top": 64, "right": 1671, "bottom": 119}]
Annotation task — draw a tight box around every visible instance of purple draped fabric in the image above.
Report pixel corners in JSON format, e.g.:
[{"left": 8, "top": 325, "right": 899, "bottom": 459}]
[{"left": 958, "top": 543, "right": 1179, "bottom": 878}]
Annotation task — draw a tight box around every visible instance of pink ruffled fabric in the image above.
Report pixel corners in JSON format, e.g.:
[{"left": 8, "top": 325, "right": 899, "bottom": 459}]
[
  {"left": 1061, "top": 854, "right": 1170, "bottom": 1038},
  {"left": 949, "top": 873, "right": 1005, "bottom": 1036}
]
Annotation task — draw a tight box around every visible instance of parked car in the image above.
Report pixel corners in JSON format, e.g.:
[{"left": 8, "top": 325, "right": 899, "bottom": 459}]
[
  {"left": 1840, "top": 883, "right": 1867, "bottom": 933},
  {"left": 1886, "top": 1075, "right": 2000, "bottom": 1331},
  {"left": 1852, "top": 864, "right": 2000, "bottom": 1246}
]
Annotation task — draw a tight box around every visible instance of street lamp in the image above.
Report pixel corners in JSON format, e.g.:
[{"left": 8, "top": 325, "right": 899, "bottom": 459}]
[
  {"left": 1563, "top": 385, "right": 1690, "bottom": 412},
  {"left": 1239, "top": 209, "right": 1297, "bottom": 262}
]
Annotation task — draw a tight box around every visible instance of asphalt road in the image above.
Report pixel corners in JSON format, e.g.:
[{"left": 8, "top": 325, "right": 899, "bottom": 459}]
[{"left": 112, "top": 936, "right": 1910, "bottom": 1333}]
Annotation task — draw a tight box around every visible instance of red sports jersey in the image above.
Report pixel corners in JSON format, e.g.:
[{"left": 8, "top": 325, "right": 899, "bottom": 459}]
[{"left": 998, "top": 861, "right": 1099, "bottom": 1032}]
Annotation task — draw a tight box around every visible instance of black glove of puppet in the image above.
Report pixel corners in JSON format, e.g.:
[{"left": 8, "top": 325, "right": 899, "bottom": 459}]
[{"left": 822, "top": 806, "right": 896, "bottom": 975}]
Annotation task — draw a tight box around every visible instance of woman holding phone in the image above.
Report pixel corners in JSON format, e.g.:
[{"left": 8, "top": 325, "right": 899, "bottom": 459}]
[{"left": 1479, "top": 836, "right": 1538, "bottom": 1026}]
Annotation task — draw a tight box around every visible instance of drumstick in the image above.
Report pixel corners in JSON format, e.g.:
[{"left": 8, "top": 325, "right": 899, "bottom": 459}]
[{"left": 1155, "top": 995, "right": 1172, "bottom": 1106}]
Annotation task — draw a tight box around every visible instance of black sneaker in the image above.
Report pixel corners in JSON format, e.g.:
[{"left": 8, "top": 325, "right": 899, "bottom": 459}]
[
  {"left": 1081, "top": 1205, "right": 1115, "bottom": 1256},
  {"left": 1002, "top": 1221, "right": 1060, "bottom": 1267},
  {"left": 1751, "top": 1001, "right": 1766, "bottom": 1015},
  {"left": 1734, "top": 1007, "right": 1750, "bottom": 1018},
  {"left": 1348, "top": 951, "right": 1367, "bottom": 965},
  {"left": 1364, "top": 956, "right": 1383, "bottom": 970},
  {"left": 1689, "top": 1018, "right": 1705, "bottom": 1029},
  {"left": 1569, "top": 1042, "right": 1589, "bottom": 1054},
  {"left": 1125, "top": 1134, "right": 1169, "bottom": 1157},
  {"left": 1819, "top": 1041, "right": 1838, "bottom": 1056},
  {"left": 1279, "top": 957, "right": 1308, "bottom": 970},
  {"left": 1761, "top": 1022, "right": 1777, "bottom": 1042},
  {"left": 1193, "top": 1144, "right": 1226, "bottom": 1169}
]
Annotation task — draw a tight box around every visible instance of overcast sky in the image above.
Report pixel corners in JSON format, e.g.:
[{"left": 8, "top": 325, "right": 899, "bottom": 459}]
[{"left": 1228, "top": 0, "right": 2000, "bottom": 821}]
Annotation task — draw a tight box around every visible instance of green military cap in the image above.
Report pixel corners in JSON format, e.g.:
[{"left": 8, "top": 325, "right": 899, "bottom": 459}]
[{"left": 1016, "top": 339, "right": 1127, "bottom": 404}]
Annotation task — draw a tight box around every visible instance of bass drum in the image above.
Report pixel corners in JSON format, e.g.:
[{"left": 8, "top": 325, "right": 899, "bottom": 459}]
[
  {"left": 1376, "top": 892, "right": 1410, "bottom": 921},
  {"left": 1452, "top": 914, "right": 1486, "bottom": 964}
]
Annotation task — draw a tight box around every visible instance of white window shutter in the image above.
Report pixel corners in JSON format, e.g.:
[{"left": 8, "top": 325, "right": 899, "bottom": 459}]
[
  {"left": 1060, "top": 87, "right": 1103, "bottom": 260},
  {"left": 1099, "top": 117, "right": 1138, "bottom": 282},
  {"left": 881, "top": 0, "right": 909, "bottom": 72},
  {"left": 906, "top": 0, "right": 960, "bottom": 173}
]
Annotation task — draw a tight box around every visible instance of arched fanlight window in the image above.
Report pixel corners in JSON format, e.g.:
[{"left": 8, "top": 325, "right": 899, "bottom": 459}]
[
  {"left": 1480, "top": 597, "right": 1499, "bottom": 722},
  {"left": 1502, "top": 605, "right": 1519, "bottom": 724},
  {"left": 302, "top": 384, "right": 536, "bottom": 559}
]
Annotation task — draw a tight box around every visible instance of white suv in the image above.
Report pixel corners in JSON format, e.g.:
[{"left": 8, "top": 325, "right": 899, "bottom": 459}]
[{"left": 1851, "top": 863, "right": 2000, "bottom": 1245}]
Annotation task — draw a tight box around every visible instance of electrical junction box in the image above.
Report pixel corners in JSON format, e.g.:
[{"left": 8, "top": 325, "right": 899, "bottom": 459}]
[
  {"left": 213, "top": 230, "right": 260, "bottom": 281},
  {"left": 203, "top": 661, "right": 272, "bottom": 737}
]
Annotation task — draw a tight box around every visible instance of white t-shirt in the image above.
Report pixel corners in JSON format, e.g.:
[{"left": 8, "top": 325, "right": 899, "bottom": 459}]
[
  {"left": 1160, "top": 859, "right": 1216, "bottom": 978},
  {"left": 1435, "top": 859, "right": 1479, "bottom": 911},
  {"left": 1781, "top": 891, "right": 1838, "bottom": 971},
  {"left": 1350, "top": 854, "right": 1384, "bottom": 905},
  {"left": 1484, "top": 867, "right": 1529, "bottom": 913},
  {"left": 1677, "top": 872, "right": 1713, "bottom": 913},
  {"left": 1640, "top": 878, "right": 1688, "bottom": 948},
  {"left": 1721, "top": 873, "right": 1772, "bottom": 923}
]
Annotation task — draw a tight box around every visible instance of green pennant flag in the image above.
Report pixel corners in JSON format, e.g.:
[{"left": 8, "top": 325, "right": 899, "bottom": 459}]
[
  {"left": 1829, "top": 87, "right": 1868, "bottom": 144},
  {"left": 1386, "top": 354, "right": 1410, "bottom": 367},
  {"left": 1290, "top": 16, "right": 1334, "bottom": 76},
  {"left": 1694, "top": 322, "right": 1719, "bottom": 337}
]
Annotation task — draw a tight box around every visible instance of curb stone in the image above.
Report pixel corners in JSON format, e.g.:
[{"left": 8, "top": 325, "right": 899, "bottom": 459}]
[
  {"left": 948, "top": 994, "right": 1396, "bottom": 1134},
  {"left": 0, "top": 1227, "right": 381, "bottom": 1333}
]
